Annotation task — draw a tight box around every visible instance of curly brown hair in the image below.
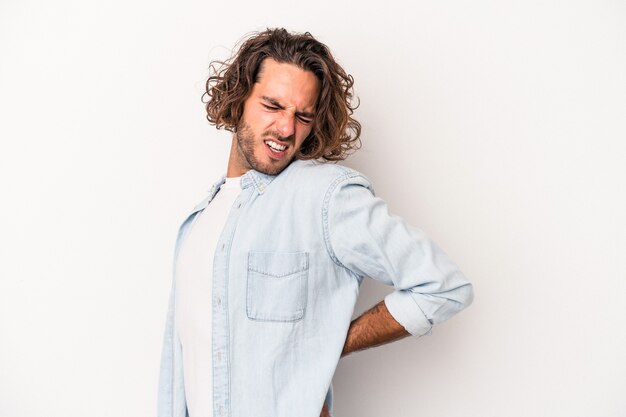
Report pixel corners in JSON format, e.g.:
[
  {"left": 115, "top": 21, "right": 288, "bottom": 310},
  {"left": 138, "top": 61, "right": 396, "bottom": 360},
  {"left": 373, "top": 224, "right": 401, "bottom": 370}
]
[{"left": 203, "top": 28, "right": 361, "bottom": 161}]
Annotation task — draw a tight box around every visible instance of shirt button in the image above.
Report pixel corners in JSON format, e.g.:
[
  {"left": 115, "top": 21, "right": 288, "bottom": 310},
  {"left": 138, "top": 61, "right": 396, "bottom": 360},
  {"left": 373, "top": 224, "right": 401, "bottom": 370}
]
[
  {"left": 221, "top": 243, "right": 225, "bottom": 251},
  {"left": 217, "top": 351, "right": 222, "bottom": 362},
  {"left": 216, "top": 297, "right": 222, "bottom": 307}
]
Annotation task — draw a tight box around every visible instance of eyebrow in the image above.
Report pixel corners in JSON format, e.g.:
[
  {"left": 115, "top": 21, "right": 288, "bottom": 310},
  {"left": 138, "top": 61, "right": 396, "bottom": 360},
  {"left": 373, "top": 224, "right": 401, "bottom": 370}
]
[{"left": 261, "top": 96, "right": 315, "bottom": 119}]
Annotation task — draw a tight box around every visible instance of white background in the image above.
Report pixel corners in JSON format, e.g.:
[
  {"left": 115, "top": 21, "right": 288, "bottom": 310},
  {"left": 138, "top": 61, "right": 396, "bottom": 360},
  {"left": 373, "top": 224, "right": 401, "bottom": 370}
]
[{"left": 1, "top": 0, "right": 625, "bottom": 416}]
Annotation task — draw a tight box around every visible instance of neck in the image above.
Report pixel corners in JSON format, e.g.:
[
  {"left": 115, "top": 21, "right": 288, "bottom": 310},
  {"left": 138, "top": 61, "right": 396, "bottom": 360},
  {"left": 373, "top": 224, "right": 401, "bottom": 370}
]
[{"left": 226, "top": 135, "right": 250, "bottom": 178}]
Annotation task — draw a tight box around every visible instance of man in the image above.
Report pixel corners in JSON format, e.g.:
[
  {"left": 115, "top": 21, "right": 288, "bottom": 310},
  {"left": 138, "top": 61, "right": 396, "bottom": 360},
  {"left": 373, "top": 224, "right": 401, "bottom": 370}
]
[{"left": 158, "top": 28, "right": 473, "bottom": 417}]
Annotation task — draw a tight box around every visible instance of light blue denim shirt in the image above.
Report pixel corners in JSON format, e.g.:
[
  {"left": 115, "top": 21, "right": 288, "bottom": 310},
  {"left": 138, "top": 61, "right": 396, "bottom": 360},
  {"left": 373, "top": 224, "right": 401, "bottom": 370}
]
[{"left": 157, "top": 159, "right": 473, "bottom": 417}]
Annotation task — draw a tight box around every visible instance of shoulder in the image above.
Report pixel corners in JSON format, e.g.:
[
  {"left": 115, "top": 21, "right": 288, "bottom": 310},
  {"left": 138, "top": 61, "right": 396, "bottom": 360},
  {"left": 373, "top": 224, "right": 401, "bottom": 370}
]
[{"left": 282, "top": 159, "right": 375, "bottom": 194}]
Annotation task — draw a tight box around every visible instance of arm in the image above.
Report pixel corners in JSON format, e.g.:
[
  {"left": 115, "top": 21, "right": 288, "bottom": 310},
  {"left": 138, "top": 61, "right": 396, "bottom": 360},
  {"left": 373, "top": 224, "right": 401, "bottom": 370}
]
[
  {"left": 325, "top": 173, "right": 473, "bottom": 340},
  {"left": 341, "top": 300, "right": 409, "bottom": 357},
  {"left": 320, "top": 301, "right": 409, "bottom": 417},
  {"left": 320, "top": 172, "right": 473, "bottom": 417}
]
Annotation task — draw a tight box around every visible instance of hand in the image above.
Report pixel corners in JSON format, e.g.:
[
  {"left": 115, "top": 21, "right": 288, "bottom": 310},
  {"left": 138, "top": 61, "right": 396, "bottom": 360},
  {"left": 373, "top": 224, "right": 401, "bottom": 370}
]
[{"left": 319, "top": 402, "right": 330, "bottom": 417}]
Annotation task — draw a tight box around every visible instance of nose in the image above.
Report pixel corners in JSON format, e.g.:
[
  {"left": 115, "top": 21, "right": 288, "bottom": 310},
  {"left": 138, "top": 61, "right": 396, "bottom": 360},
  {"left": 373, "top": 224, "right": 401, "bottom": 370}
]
[{"left": 275, "top": 113, "right": 295, "bottom": 139}]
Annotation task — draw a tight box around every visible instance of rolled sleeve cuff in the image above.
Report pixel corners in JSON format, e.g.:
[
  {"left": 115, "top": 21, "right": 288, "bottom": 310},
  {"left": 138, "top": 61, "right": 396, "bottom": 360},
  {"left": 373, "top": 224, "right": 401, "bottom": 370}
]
[{"left": 384, "top": 290, "right": 433, "bottom": 337}]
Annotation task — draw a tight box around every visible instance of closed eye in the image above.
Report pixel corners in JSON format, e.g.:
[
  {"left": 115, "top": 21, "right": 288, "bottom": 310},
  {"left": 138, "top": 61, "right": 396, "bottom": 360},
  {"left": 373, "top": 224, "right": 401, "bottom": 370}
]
[{"left": 261, "top": 99, "right": 314, "bottom": 124}]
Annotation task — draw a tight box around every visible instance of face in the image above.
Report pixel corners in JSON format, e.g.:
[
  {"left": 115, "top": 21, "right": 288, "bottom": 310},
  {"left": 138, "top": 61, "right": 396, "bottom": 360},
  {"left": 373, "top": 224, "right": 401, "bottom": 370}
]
[{"left": 227, "top": 58, "right": 320, "bottom": 177}]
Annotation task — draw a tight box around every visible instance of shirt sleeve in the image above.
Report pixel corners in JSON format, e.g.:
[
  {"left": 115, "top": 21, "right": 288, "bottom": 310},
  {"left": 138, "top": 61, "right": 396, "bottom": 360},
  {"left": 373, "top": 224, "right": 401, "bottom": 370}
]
[{"left": 323, "top": 172, "right": 474, "bottom": 336}]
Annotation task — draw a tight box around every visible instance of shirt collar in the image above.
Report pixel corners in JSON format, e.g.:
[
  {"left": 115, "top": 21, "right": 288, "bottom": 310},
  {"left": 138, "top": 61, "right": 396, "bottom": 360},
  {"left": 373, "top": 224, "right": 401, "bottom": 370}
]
[
  {"left": 207, "top": 161, "right": 298, "bottom": 201},
  {"left": 241, "top": 169, "right": 276, "bottom": 194},
  {"left": 192, "top": 161, "right": 299, "bottom": 215}
]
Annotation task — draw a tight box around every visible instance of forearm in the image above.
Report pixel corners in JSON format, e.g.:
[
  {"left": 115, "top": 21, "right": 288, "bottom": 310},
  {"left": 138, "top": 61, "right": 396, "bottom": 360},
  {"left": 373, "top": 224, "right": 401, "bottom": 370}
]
[{"left": 341, "top": 300, "right": 410, "bottom": 357}]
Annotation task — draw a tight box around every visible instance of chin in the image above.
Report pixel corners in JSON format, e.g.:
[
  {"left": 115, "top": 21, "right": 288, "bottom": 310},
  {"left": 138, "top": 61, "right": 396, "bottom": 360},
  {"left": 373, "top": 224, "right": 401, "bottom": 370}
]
[{"left": 256, "top": 158, "right": 294, "bottom": 176}]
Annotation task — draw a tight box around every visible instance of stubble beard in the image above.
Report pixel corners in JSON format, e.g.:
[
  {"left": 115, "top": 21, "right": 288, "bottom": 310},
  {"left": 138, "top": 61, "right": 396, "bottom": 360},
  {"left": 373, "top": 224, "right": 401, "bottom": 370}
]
[{"left": 235, "top": 121, "right": 296, "bottom": 176}]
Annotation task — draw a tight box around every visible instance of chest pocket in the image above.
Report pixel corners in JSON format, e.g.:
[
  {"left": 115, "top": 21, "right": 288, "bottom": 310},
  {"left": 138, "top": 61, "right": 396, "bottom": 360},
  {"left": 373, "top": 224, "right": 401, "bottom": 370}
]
[{"left": 246, "top": 251, "right": 309, "bottom": 322}]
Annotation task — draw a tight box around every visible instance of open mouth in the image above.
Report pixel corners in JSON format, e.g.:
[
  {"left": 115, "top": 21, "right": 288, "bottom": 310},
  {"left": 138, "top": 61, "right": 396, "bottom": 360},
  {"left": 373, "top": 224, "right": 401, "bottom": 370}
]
[{"left": 264, "top": 139, "right": 288, "bottom": 158}]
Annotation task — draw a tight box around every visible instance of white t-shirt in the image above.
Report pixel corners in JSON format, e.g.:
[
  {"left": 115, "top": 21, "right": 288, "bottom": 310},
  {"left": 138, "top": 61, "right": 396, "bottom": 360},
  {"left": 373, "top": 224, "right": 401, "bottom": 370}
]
[{"left": 174, "top": 176, "right": 242, "bottom": 417}]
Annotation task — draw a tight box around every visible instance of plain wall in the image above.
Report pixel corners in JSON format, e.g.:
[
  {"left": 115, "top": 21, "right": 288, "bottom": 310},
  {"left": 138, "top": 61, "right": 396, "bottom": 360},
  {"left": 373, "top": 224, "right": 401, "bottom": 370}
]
[{"left": 1, "top": 0, "right": 625, "bottom": 416}]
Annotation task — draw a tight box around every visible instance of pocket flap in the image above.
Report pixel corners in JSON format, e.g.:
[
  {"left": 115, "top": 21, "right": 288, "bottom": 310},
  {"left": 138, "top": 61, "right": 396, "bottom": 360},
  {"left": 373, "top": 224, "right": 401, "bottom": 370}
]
[{"left": 247, "top": 251, "right": 309, "bottom": 277}]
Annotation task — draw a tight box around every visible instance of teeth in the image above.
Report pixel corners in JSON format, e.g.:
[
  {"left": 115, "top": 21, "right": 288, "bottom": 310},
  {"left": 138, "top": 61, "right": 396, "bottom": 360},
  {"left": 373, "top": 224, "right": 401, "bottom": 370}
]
[{"left": 266, "top": 140, "right": 286, "bottom": 151}]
